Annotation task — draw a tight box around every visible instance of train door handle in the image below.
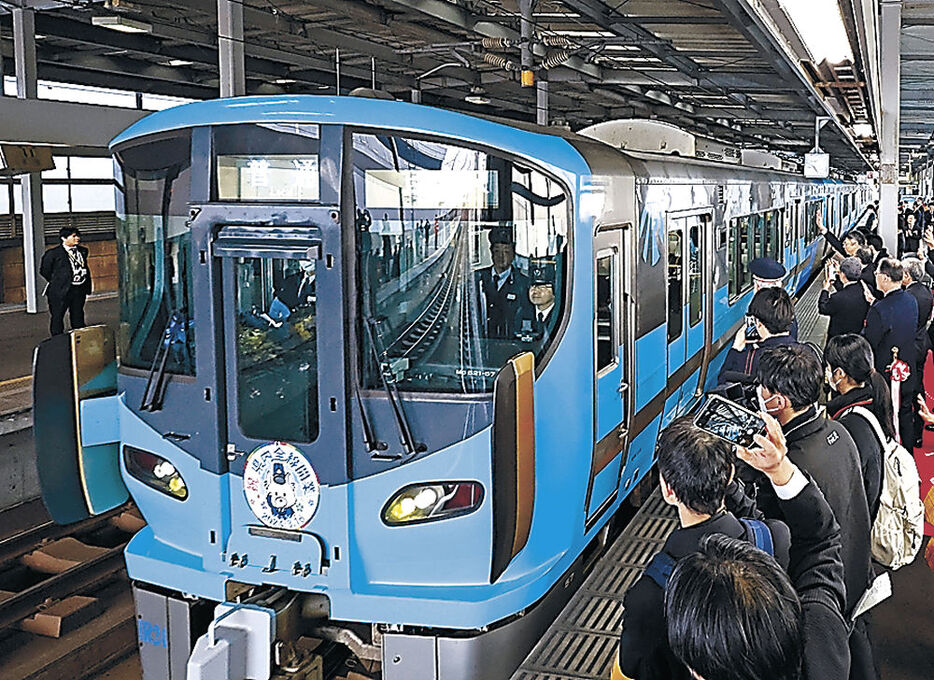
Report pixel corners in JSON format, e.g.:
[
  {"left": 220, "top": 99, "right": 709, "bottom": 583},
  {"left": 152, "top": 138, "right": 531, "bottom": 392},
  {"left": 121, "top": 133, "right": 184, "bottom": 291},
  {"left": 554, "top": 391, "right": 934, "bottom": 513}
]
[{"left": 617, "top": 381, "right": 629, "bottom": 395}]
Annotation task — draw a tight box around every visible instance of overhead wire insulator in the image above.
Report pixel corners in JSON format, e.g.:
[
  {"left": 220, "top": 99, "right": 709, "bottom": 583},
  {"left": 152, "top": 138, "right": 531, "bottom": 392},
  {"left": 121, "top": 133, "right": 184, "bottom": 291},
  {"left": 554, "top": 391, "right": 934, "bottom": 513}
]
[
  {"left": 483, "top": 53, "right": 519, "bottom": 71},
  {"left": 540, "top": 50, "right": 571, "bottom": 70},
  {"left": 540, "top": 35, "right": 572, "bottom": 48},
  {"left": 481, "top": 37, "right": 514, "bottom": 50}
]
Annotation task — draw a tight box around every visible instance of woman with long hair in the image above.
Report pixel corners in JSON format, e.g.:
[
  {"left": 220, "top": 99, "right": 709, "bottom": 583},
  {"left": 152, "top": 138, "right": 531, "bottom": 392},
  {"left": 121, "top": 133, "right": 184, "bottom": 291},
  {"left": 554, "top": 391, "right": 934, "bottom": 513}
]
[{"left": 824, "top": 333, "right": 890, "bottom": 522}]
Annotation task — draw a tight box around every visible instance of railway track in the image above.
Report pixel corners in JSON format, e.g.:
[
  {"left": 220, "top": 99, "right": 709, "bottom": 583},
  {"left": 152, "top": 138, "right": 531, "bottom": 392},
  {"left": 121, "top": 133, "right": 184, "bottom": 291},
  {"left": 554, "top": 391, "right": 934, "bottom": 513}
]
[
  {"left": 383, "top": 224, "right": 468, "bottom": 362},
  {"left": 0, "top": 499, "right": 145, "bottom": 680}
]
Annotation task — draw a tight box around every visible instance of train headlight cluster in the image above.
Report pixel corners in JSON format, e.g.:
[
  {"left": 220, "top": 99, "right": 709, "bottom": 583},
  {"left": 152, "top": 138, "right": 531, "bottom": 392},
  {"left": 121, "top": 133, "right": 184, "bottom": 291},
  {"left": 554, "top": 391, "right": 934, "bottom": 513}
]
[
  {"left": 124, "top": 446, "right": 189, "bottom": 500},
  {"left": 382, "top": 482, "right": 483, "bottom": 526}
]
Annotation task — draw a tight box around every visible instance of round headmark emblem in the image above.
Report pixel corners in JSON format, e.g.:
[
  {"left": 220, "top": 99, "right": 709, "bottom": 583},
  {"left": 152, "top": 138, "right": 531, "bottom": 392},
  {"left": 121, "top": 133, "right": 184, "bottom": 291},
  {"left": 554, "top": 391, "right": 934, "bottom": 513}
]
[{"left": 243, "top": 442, "right": 320, "bottom": 530}]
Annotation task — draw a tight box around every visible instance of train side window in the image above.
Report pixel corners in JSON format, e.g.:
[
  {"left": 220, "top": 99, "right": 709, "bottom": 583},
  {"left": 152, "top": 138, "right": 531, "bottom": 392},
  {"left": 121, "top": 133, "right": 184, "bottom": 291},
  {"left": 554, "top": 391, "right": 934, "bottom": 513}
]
[
  {"left": 752, "top": 213, "right": 764, "bottom": 259},
  {"left": 667, "top": 228, "right": 683, "bottom": 342},
  {"left": 782, "top": 207, "right": 791, "bottom": 248},
  {"left": 595, "top": 253, "right": 616, "bottom": 372},
  {"left": 728, "top": 216, "right": 752, "bottom": 300},
  {"left": 764, "top": 211, "right": 780, "bottom": 260},
  {"left": 805, "top": 201, "right": 820, "bottom": 241},
  {"left": 688, "top": 217, "right": 703, "bottom": 327}
]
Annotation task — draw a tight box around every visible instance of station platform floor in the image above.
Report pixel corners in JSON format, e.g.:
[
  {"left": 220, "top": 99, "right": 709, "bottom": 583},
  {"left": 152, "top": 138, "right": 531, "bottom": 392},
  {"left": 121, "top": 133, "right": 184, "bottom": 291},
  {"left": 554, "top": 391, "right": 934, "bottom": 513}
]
[
  {"left": 0, "top": 293, "right": 119, "bottom": 418},
  {"left": 511, "top": 276, "right": 933, "bottom": 680}
]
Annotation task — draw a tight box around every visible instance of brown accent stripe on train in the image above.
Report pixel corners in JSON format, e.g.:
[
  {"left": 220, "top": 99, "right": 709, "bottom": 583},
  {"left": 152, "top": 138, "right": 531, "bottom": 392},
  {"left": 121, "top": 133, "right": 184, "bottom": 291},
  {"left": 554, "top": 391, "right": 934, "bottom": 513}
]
[{"left": 490, "top": 352, "right": 536, "bottom": 583}]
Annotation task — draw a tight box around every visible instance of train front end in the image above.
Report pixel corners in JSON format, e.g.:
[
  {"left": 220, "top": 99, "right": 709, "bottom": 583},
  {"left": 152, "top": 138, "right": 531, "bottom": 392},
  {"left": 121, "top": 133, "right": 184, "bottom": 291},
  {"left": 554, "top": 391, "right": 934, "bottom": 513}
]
[{"left": 33, "top": 97, "right": 628, "bottom": 679}]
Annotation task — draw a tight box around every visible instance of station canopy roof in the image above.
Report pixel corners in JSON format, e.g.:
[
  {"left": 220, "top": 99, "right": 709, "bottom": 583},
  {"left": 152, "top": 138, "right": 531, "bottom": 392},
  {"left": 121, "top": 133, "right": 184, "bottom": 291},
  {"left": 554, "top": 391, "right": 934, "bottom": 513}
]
[{"left": 0, "top": 1, "right": 874, "bottom": 172}]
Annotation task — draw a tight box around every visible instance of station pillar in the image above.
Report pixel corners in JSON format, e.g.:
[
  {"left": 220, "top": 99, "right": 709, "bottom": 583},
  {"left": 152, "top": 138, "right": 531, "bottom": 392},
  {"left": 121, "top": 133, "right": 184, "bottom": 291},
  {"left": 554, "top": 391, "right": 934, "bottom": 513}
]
[
  {"left": 217, "top": 0, "right": 246, "bottom": 97},
  {"left": 13, "top": 7, "right": 46, "bottom": 315},
  {"left": 879, "top": 0, "right": 902, "bottom": 254}
]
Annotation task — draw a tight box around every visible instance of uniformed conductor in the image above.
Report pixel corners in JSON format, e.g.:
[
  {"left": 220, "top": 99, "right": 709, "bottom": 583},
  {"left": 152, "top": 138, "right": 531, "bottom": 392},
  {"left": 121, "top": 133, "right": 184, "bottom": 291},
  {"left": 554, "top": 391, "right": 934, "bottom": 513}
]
[
  {"left": 475, "top": 227, "right": 532, "bottom": 339},
  {"left": 40, "top": 226, "right": 92, "bottom": 336}
]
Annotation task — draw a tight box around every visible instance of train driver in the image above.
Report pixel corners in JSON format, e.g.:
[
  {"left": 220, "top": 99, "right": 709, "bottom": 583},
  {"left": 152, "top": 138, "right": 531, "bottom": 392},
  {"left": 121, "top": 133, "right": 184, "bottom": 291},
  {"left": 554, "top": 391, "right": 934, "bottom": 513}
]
[
  {"left": 475, "top": 227, "right": 533, "bottom": 339},
  {"left": 527, "top": 259, "right": 557, "bottom": 344}
]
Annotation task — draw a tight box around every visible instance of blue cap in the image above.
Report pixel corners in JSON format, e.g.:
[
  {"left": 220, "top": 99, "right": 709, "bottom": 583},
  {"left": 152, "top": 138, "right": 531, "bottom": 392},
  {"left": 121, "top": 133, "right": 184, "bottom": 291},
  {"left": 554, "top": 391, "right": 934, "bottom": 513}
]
[{"left": 749, "top": 257, "right": 786, "bottom": 281}]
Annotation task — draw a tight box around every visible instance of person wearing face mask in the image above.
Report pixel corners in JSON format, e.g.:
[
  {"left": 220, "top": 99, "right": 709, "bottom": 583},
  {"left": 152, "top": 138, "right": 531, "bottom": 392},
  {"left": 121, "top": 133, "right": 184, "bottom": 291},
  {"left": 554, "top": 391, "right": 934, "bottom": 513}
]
[
  {"left": 753, "top": 345, "right": 878, "bottom": 680},
  {"left": 717, "top": 286, "right": 799, "bottom": 386},
  {"left": 824, "top": 335, "right": 889, "bottom": 523}
]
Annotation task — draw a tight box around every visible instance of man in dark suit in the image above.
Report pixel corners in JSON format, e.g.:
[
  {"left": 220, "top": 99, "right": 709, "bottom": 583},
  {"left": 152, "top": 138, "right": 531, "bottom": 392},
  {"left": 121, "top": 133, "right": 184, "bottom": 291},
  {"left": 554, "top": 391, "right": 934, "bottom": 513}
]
[
  {"left": 902, "top": 257, "right": 932, "bottom": 445},
  {"left": 818, "top": 256, "right": 869, "bottom": 341},
  {"left": 474, "top": 227, "right": 532, "bottom": 339},
  {"left": 863, "top": 258, "right": 919, "bottom": 445},
  {"left": 39, "top": 227, "right": 92, "bottom": 336}
]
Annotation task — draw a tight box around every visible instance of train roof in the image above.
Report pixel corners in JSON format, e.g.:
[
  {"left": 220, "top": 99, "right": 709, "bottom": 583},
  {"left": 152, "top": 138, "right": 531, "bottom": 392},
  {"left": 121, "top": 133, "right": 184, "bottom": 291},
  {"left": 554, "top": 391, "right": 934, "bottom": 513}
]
[
  {"left": 111, "top": 95, "right": 855, "bottom": 187},
  {"left": 109, "top": 95, "right": 591, "bottom": 179}
]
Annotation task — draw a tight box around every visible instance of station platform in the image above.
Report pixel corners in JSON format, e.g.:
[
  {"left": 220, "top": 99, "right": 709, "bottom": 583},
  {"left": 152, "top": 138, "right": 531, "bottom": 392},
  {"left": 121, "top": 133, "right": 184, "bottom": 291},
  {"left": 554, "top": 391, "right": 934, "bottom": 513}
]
[
  {"left": 511, "top": 274, "right": 933, "bottom": 680},
  {"left": 0, "top": 293, "right": 119, "bottom": 419}
]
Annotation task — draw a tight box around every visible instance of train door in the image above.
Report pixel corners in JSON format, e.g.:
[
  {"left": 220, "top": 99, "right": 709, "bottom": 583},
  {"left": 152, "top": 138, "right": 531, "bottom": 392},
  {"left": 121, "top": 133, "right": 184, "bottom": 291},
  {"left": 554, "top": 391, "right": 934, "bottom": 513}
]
[
  {"left": 665, "top": 212, "right": 710, "bottom": 413},
  {"left": 588, "top": 225, "right": 630, "bottom": 522},
  {"left": 210, "top": 205, "right": 348, "bottom": 573}
]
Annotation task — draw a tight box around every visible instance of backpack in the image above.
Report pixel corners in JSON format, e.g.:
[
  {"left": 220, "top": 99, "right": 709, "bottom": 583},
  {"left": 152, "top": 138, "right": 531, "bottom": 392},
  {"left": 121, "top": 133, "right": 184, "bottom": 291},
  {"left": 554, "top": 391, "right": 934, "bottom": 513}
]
[
  {"left": 846, "top": 406, "right": 924, "bottom": 569},
  {"left": 643, "top": 518, "right": 774, "bottom": 589}
]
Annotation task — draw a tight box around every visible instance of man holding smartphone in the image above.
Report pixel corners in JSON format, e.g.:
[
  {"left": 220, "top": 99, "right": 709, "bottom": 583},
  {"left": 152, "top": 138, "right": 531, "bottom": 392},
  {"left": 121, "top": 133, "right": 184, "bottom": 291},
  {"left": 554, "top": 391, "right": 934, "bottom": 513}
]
[
  {"left": 665, "top": 413, "right": 850, "bottom": 680},
  {"left": 717, "top": 287, "right": 798, "bottom": 386},
  {"left": 613, "top": 418, "right": 791, "bottom": 680}
]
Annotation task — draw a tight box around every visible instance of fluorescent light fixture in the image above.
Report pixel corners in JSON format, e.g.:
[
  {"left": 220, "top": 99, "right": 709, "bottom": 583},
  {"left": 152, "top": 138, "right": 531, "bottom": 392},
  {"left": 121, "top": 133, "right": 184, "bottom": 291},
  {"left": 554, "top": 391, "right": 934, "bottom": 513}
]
[
  {"left": 273, "top": 78, "right": 297, "bottom": 85},
  {"left": 779, "top": 0, "right": 853, "bottom": 64},
  {"left": 853, "top": 123, "right": 873, "bottom": 138},
  {"left": 91, "top": 16, "right": 152, "bottom": 34},
  {"left": 164, "top": 59, "right": 193, "bottom": 67},
  {"left": 465, "top": 94, "right": 491, "bottom": 105}
]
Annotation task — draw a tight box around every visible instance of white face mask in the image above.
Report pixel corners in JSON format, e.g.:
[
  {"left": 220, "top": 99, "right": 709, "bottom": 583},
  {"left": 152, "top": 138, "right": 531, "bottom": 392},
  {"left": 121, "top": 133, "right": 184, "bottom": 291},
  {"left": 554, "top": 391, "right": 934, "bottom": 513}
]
[
  {"left": 825, "top": 366, "right": 841, "bottom": 393},
  {"left": 756, "top": 384, "right": 781, "bottom": 414}
]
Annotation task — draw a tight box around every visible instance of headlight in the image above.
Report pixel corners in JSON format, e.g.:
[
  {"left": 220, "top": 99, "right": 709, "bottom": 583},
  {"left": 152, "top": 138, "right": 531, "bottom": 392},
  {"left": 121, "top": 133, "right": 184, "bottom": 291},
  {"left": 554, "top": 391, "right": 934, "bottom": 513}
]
[
  {"left": 382, "top": 482, "right": 483, "bottom": 526},
  {"left": 123, "top": 445, "right": 188, "bottom": 500}
]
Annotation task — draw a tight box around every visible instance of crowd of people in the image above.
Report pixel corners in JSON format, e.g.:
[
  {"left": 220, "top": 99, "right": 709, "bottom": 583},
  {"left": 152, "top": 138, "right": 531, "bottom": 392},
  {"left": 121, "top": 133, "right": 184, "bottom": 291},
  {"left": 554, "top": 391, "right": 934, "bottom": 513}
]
[{"left": 613, "top": 200, "right": 930, "bottom": 680}]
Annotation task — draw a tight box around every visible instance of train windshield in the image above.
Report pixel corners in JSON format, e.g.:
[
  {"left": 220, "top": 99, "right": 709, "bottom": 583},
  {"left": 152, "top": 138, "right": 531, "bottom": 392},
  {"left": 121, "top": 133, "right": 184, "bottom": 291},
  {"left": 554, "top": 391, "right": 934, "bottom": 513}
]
[
  {"left": 352, "top": 132, "right": 569, "bottom": 394},
  {"left": 114, "top": 132, "right": 196, "bottom": 375}
]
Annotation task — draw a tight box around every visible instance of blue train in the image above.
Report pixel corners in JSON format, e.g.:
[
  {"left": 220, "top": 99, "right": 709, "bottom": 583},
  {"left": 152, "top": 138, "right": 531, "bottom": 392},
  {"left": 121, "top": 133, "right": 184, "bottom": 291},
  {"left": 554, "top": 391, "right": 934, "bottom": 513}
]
[{"left": 33, "top": 96, "right": 870, "bottom": 679}]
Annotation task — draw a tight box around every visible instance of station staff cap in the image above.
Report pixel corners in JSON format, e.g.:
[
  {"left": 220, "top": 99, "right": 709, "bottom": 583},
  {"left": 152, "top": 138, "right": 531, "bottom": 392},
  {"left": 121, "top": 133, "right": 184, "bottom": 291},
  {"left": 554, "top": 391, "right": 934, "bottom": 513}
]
[
  {"left": 487, "top": 227, "right": 515, "bottom": 245},
  {"left": 749, "top": 257, "right": 786, "bottom": 281}
]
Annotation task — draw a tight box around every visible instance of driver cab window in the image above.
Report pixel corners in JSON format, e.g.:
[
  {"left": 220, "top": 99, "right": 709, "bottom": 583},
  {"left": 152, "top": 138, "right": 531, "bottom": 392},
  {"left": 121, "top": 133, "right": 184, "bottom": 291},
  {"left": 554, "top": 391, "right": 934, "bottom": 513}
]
[
  {"left": 234, "top": 257, "right": 318, "bottom": 442},
  {"left": 351, "top": 132, "right": 569, "bottom": 394}
]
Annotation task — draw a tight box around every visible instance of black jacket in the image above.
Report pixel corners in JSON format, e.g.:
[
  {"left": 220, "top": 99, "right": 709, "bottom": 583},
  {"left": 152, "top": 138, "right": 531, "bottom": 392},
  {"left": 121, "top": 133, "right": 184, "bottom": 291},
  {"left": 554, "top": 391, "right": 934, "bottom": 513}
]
[
  {"left": 475, "top": 266, "right": 533, "bottom": 339},
  {"left": 717, "top": 333, "right": 800, "bottom": 386},
  {"left": 752, "top": 407, "right": 874, "bottom": 616},
  {"left": 616, "top": 511, "right": 791, "bottom": 680},
  {"left": 827, "top": 386, "right": 885, "bottom": 523},
  {"left": 779, "top": 473, "right": 852, "bottom": 680},
  {"left": 905, "top": 281, "right": 932, "bottom": 363},
  {"left": 863, "top": 288, "right": 919, "bottom": 383},
  {"left": 39, "top": 244, "right": 92, "bottom": 299},
  {"left": 819, "top": 282, "right": 870, "bottom": 340}
]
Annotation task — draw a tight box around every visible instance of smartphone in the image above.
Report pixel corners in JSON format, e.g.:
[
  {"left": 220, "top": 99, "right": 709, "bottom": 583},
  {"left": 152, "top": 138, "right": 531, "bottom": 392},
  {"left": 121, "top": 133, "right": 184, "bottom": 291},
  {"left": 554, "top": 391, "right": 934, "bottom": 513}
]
[
  {"left": 693, "top": 394, "right": 766, "bottom": 448},
  {"left": 744, "top": 315, "right": 760, "bottom": 341}
]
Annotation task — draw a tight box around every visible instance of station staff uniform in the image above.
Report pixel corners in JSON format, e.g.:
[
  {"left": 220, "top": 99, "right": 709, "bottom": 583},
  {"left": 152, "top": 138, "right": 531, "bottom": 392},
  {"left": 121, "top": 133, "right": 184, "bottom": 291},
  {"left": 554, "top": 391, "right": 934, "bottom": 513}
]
[
  {"left": 615, "top": 511, "right": 791, "bottom": 680},
  {"left": 749, "top": 257, "right": 799, "bottom": 339},
  {"left": 39, "top": 241, "right": 92, "bottom": 336}
]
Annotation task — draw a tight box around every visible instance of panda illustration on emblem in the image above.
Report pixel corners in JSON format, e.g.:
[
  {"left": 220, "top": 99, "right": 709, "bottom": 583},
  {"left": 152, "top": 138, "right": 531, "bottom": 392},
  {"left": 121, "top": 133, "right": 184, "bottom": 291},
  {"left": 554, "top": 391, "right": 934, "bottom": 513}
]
[{"left": 243, "top": 442, "right": 320, "bottom": 530}]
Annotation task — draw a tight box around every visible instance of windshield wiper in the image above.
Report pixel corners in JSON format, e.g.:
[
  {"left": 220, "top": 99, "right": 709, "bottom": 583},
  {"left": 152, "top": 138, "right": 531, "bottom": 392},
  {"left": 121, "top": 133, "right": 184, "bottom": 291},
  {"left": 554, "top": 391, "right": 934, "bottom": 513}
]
[
  {"left": 140, "top": 311, "right": 185, "bottom": 412},
  {"left": 363, "top": 316, "right": 423, "bottom": 457}
]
